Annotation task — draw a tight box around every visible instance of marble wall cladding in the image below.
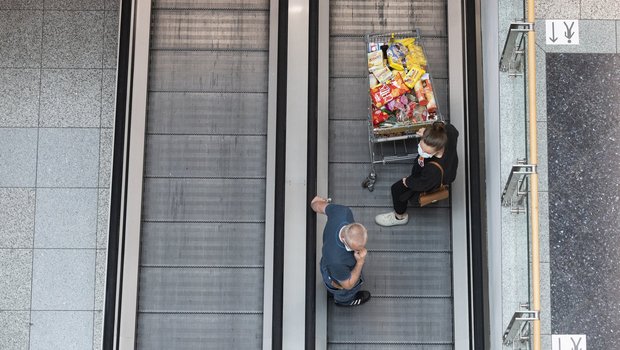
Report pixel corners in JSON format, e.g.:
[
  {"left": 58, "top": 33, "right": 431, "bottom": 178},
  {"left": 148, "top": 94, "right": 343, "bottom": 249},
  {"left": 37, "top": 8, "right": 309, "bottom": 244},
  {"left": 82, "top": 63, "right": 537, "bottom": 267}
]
[
  {"left": 0, "top": 2, "right": 120, "bottom": 349},
  {"left": 547, "top": 53, "right": 620, "bottom": 349}
]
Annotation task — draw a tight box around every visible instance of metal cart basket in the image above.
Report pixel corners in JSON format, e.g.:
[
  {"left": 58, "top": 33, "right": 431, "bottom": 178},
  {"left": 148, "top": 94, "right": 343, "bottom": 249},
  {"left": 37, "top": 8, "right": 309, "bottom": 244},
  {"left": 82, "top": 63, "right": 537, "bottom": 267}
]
[{"left": 361, "top": 30, "right": 444, "bottom": 191}]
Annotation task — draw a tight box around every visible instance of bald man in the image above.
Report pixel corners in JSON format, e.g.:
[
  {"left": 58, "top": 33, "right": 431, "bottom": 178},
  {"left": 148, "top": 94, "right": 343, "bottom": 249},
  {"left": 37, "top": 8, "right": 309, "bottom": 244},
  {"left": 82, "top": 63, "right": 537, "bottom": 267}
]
[{"left": 311, "top": 196, "right": 371, "bottom": 307}]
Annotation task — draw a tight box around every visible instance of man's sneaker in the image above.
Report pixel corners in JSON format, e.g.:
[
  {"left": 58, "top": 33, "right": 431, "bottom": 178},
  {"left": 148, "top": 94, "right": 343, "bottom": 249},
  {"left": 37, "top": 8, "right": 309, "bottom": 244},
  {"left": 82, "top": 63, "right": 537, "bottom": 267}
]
[
  {"left": 336, "top": 290, "right": 371, "bottom": 307},
  {"left": 375, "top": 212, "right": 409, "bottom": 227}
]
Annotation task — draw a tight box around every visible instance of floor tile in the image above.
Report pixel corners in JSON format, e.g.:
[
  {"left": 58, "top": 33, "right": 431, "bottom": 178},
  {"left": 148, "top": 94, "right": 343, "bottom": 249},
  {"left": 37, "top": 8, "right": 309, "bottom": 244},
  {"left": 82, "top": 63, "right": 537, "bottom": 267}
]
[
  {"left": 103, "top": 0, "right": 119, "bottom": 11},
  {"left": 40, "top": 69, "right": 102, "bottom": 127},
  {"left": 45, "top": 0, "right": 104, "bottom": 10},
  {"left": 31, "top": 249, "right": 95, "bottom": 310},
  {"left": 30, "top": 311, "right": 93, "bottom": 350},
  {"left": 101, "top": 69, "right": 117, "bottom": 128},
  {"left": 0, "top": 188, "right": 35, "bottom": 248},
  {"left": 0, "top": 311, "right": 29, "bottom": 350},
  {"left": 0, "top": 0, "right": 42, "bottom": 9},
  {"left": 581, "top": 0, "right": 620, "bottom": 20},
  {"left": 37, "top": 128, "right": 99, "bottom": 187},
  {"left": 94, "top": 249, "right": 106, "bottom": 311},
  {"left": 0, "top": 10, "right": 42, "bottom": 67},
  {"left": 97, "top": 189, "right": 110, "bottom": 249},
  {"left": 99, "top": 128, "right": 113, "bottom": 188},
  {"left": 0, "top": 128, "right": 38, "bottom": 187},
  {"left": 0, "top": 249, "right": 32, "bottom": 310},
  {"left": 535, "top": 0, "right": 579, "bottom": 19},
  {"left": 93, "top": 310, "right": 103, "bottom": 350},
  {"left": 35, "top": 188, "right": 97, "bottom": 248},
  {"left": 0, "top": 69, "right": 40, "bottom": 127},
  {"left": 42, "top": 11, "right": 103, "bottom": 68},
  {"left": 103, "top": 11, "right": 118, "bottom": 68}
]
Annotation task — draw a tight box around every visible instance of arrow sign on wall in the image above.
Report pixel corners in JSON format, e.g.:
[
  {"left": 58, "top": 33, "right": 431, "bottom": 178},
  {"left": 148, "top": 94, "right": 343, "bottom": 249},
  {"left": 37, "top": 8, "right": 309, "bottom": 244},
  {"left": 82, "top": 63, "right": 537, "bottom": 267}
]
[{"left": 546, "top": 20, "right": 580, "bottom": 45}]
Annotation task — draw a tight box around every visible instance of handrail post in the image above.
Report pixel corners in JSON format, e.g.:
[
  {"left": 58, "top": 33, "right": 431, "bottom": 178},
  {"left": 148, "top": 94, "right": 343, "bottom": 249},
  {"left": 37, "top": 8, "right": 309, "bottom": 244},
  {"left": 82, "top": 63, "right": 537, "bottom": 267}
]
[{"left": 526, "top": 0, "right": 541, "bottom": 349}]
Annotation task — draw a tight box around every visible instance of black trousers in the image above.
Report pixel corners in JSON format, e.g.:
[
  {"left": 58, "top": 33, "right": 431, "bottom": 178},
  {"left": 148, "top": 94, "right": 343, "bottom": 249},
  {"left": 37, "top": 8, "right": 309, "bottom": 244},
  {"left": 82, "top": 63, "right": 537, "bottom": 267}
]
[{"left": 391, "top": 180, "right": 420, "bottom": 214}]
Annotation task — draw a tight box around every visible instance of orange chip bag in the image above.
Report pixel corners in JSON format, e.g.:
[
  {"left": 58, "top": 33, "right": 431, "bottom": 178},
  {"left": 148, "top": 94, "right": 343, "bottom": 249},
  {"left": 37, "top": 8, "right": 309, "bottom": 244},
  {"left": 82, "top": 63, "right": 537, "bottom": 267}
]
[{"left": 370, "top": 84, "right": 394, "bottom": 108}]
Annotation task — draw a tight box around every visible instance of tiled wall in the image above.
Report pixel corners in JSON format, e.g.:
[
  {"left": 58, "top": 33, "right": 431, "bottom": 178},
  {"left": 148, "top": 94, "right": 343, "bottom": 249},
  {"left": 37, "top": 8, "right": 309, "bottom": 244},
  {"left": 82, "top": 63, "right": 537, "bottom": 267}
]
[{"left": 0, "top": 1, "right": 119, "bottom": 349}]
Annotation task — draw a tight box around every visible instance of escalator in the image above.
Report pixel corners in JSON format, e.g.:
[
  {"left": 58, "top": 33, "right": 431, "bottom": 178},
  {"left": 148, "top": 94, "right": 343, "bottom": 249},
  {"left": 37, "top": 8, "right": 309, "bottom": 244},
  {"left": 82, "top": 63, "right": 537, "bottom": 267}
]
[
  {"left": 126, "top": 0, "right": 455, "bottom": 348},
  {"left": 326, "top": 0, "right": 454, "bottom": 348},
  {"left": 134, "top": 0, "right": 270, "bottom": 348}
]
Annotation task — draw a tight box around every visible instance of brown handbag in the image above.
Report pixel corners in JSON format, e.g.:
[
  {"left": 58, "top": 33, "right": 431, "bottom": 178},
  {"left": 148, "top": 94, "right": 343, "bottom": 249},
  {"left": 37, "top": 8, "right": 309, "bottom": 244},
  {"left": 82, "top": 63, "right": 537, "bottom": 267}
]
[{"left": 418, "top": 161, "right": 449, "bottom": 207}]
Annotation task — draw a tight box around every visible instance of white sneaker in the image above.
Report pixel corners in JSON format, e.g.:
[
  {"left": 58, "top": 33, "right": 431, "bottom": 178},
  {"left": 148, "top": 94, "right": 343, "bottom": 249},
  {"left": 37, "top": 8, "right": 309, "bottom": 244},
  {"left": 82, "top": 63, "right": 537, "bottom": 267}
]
[{"left": 375, "top": 212, "right": 409, "bottom": 227}]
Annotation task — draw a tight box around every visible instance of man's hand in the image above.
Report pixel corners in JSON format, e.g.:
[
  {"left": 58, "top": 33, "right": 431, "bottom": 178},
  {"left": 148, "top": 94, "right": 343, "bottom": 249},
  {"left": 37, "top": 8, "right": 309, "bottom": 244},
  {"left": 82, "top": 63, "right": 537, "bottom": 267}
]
[
  {"left": 402, "top": 177, "right": 408, "bottom": 188},
  {"left": 416, "top": 128, "right": 426, "bottom": 137},
  {"left": 310, "top": 195, "right": 330, "bottom": 215},
  {"left": 354, "top": 248, "right": 367, "bottom": 263}
]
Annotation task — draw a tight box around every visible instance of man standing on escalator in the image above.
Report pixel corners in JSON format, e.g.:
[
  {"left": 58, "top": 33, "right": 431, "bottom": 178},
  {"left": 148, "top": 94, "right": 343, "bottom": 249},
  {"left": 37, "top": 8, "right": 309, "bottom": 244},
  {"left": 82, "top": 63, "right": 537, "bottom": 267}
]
[{"left": 311, "top": 196, "right": 372, "bottom": 307}]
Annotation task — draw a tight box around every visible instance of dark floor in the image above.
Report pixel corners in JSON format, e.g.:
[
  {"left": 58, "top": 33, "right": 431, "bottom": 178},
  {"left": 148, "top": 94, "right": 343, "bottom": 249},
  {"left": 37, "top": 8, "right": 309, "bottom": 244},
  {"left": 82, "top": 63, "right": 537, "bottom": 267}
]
[{"left": 547, "top": 53, "right": 620, "bottom": 349}]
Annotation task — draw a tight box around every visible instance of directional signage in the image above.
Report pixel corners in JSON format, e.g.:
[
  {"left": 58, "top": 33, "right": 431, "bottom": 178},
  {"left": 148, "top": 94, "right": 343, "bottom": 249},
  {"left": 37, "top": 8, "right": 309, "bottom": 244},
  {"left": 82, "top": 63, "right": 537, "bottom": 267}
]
[
  {"left": 546, "top": 20, "right": 579, "bottom": 45},
  {"left": 552, "top": 334, "right": 587, "bottom": 350}
]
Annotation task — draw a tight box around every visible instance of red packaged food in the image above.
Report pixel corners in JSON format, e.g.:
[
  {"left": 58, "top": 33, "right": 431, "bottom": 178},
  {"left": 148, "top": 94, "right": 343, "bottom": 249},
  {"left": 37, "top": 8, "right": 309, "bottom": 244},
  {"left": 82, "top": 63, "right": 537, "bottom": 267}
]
[
  {"left": 372, "top": 108, "right": 389, "bottom": 126},
  {"left": 370, "top": 84, "right": 394, "bottom": 108}
]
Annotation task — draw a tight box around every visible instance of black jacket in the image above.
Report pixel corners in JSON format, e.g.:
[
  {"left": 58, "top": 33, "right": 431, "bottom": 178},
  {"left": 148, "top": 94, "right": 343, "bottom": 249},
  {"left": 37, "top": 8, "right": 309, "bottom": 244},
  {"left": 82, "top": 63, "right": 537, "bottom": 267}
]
[{"left": 404, "top": 123, "right": 459, "bottom": 192}]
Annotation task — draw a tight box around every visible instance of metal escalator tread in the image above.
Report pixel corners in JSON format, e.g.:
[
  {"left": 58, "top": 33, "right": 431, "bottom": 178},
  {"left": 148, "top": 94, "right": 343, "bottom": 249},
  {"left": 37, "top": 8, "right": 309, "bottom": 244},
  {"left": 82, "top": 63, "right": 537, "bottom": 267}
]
[
  {"left": 146, "top": 92, "right": 268, "bottom": 135},
  {"left": 137, "top": 313, "right": 262, "bottom": 350},
  {"left": 327, "top": 298, "right": 453, "bottom": 343},
  {"left": 327, "top": 0, "right": 453, "bottom": 347},
  {"left": 136, "top": 2, "right": 268, "bottom": 348}
]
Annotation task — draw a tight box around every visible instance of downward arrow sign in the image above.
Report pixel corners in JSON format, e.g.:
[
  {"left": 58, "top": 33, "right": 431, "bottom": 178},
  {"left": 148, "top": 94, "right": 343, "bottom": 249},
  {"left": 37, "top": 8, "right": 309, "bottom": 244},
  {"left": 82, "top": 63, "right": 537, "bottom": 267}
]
[
  {"left": 564, "top": 21, "right": 576, "bottom": 42},
  {"left": 549, "top": 22, "right": 558, "bottom": 42}
]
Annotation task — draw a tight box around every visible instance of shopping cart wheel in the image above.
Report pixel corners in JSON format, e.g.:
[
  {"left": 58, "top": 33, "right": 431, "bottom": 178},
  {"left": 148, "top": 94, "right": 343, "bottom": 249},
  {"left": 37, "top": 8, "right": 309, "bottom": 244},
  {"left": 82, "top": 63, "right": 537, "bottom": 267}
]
[{"left": 361, "top": 172, "right": 376, "bottom": 192}]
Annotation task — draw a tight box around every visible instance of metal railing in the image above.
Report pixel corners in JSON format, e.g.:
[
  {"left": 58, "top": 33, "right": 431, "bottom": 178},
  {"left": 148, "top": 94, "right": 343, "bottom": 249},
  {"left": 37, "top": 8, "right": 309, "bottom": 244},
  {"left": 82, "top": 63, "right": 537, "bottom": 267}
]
[
  {"left": 499, "top": 0, "right": 542, "bottom": 347},
  {"left": 501, "top": 159, "right": 537, "bottom": 213},
  {"left": 503, "top": 303, "right": 540, "bottom": 349},
  {"left": 499, "top": 22, "right": 534, "bottom": 77}
]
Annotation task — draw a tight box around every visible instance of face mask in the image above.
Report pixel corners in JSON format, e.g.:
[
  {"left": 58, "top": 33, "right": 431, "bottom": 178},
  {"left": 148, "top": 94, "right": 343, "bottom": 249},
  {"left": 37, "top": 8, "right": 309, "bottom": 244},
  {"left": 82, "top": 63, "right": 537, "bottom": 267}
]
[
  {"left": 343, "top": 241, "right": 354, "bottom": 252},
  {"left": 340, "top": 232, "right": 354, "bottom": 251},
  {"left": 418, "top": 143, "right": 434, "bottom": 158}
]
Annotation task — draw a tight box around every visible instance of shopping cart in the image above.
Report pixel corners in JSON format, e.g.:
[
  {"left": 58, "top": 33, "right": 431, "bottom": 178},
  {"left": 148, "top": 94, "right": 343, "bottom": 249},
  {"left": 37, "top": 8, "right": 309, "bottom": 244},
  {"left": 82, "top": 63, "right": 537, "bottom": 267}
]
[{"left": 361, "top": 30, "right": 444, "bottom": 191}]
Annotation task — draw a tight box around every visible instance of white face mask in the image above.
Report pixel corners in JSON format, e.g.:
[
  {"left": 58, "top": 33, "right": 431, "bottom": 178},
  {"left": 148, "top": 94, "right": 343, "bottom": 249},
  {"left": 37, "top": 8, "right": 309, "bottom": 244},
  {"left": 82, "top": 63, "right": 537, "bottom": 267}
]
[
  {"left": 418, "top": 143, "right": 434, "bottom": 158},
  {"left": 343, "top": 241, "right": 354, "bottom": 252},
  {"left": 340, "top": 231, "right": 354, "bottom": 251}
]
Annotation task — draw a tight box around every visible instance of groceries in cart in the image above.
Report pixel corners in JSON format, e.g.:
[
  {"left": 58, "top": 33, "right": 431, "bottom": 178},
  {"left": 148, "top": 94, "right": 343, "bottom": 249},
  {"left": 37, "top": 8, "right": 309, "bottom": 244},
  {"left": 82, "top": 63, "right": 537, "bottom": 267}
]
[{"left": 367, "top": 35, "right": 439, "bottom": 134}]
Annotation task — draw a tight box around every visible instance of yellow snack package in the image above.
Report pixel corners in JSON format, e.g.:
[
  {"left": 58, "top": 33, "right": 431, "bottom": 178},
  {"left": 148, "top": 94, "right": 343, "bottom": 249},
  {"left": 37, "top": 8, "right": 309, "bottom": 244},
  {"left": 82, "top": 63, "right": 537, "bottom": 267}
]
[
  {"left": 403, "top": 64, "right": 426, "bottom": 89},
  {"left": 397, "top": 38, "right": 416, "bottom": 50},
  {"left": 406, "top": 44, "right": 427, "bottom": 69}
]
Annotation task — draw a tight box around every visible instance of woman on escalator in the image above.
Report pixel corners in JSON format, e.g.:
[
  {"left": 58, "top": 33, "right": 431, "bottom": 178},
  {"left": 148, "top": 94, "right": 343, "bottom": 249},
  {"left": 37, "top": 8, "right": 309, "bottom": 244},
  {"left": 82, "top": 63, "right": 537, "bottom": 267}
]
[{"left": 374, "top": 121, "right": 459, "bottom": 227}]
